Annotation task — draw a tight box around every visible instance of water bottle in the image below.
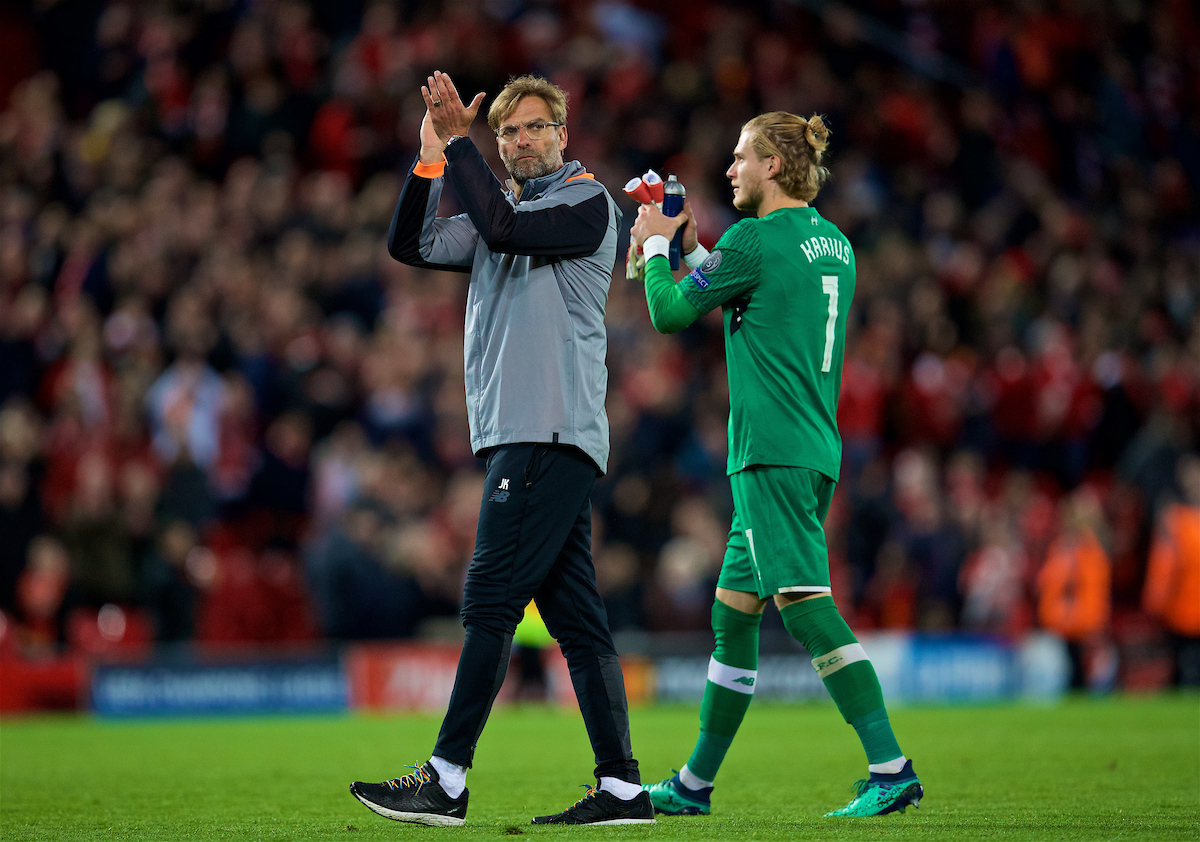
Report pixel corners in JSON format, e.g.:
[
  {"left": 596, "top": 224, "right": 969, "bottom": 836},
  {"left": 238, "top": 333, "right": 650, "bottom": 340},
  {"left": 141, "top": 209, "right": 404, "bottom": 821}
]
[{"left": 662, "top": 174, "right": 685, "bottom": 270}]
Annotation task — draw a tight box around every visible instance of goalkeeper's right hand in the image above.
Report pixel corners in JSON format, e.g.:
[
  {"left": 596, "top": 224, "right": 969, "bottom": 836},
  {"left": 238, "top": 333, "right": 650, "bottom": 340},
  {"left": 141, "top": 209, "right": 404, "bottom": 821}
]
[{"left": 626, "top": 238, "right": 646, "bottom": 282}]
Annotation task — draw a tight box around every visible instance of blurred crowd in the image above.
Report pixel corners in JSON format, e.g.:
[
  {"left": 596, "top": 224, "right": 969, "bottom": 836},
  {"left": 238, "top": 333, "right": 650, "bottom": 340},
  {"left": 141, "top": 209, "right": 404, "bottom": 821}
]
[{"left": 0, "top": 0, "right": 1197, "bottom": 685}]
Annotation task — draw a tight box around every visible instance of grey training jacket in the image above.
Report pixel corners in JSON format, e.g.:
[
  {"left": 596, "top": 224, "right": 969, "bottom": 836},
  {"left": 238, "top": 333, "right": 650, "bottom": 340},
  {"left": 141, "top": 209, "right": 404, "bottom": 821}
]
[{"left": 387, "top": 140, "right": 619, "bottom": 474}]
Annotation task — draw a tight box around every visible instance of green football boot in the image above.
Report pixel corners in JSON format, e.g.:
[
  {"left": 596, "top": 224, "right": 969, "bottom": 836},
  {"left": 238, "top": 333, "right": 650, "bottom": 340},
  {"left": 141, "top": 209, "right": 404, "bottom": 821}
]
[
  {"left": 825, "top": 759, "right": 923, "bottom": 817},
  {"left": 643, "top": 771, "right": 712, "bottom": 815}
]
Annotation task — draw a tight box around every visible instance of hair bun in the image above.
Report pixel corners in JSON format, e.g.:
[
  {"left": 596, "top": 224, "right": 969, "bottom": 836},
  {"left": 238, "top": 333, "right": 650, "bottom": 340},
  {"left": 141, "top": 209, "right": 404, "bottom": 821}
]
[
  {"left": 740, "top": 110, "right": 831, "bottom": 202},
  {"left": 805, "top": 114, "right": 830, "bottom": 154}
]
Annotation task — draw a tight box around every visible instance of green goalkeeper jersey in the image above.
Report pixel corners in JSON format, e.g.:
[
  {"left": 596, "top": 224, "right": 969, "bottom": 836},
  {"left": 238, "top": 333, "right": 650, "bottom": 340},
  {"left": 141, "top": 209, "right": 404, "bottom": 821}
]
[{"left": 677, "top": 206, "right": 855, "bottom": 480}]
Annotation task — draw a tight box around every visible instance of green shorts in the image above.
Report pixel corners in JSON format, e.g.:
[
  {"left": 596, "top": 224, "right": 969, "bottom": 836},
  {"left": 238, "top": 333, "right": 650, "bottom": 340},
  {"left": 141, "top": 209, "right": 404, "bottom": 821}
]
[{"left": 717, "top": 466, "right": 835, "bottom": 599}]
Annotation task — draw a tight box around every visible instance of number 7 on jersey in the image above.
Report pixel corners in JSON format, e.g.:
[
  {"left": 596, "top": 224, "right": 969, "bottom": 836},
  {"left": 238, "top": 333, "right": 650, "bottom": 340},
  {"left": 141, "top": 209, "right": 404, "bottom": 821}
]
[{"left": 821, "top": 276, "right": 839, "bottom": 373}]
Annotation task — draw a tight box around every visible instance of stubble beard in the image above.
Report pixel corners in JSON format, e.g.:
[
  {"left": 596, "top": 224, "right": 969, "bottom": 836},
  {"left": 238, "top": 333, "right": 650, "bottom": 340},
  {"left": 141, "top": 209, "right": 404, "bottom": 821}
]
[
  {"left": 733, "top": 180, "right": 763, "bottom": 214},
  {"left": 504, "top": 147, "right": 561, "bottom": 186}
]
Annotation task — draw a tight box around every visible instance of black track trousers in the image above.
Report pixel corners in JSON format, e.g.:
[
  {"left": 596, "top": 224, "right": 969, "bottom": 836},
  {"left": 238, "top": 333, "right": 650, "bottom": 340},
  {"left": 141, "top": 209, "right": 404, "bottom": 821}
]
[{"left": 432, "top": 443, "right": 639, "bottom": 783}]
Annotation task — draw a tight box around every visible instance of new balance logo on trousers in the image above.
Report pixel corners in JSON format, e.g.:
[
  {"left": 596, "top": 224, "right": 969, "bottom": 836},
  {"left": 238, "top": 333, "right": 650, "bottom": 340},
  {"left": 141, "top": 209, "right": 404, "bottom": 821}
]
[{"left": 489, "top": 478, "right": 510, "bottom": 503}]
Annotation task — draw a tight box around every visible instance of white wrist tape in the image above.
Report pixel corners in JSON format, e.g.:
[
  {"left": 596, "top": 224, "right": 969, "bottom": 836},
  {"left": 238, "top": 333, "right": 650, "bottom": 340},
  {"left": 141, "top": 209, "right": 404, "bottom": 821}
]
[
  {"left": 683, "top": 244, "right": 710, "bottom": 270},
  {"left": 642, "top": 235, "right": 670, "bottom": 261}
]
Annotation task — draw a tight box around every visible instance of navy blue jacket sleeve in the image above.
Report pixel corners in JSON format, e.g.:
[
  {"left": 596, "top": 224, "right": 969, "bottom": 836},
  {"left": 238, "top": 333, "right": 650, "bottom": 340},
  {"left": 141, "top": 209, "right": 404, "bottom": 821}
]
[
  {"left": 444, "top": 141, "right": 609, "bottom": 258},
  {"left": 387, "top": 159, "right": 476, "bottom": 273}
]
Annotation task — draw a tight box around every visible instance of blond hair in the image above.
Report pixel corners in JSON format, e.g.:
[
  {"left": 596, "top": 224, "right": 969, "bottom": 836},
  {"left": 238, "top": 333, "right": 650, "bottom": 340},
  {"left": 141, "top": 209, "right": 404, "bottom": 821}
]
[
  {"left": 742, "top": 112, "right": 831, "bottom": 202},
  {"left": 487, "top": 75, "right": 568, "bottom": 131}
]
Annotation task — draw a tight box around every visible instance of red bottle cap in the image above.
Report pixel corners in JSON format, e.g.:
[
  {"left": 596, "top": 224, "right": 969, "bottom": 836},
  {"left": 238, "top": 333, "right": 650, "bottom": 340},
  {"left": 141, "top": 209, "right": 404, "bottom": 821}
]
[
  {"left": 642, "top": 170, "right": 665, "bottom": 204},
  {"left": 623, "top": 177, "right": 653, "bottom": 204}
]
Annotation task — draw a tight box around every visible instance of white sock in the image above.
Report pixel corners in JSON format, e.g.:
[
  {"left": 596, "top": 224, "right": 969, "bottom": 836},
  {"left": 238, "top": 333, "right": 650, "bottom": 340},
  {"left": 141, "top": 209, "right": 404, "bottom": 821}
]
[
  {"left": 678, "top": 764, "right": 713, "bottom": 791},
  {"left": 599, "top": 776, "right": 642, "bottom": 801},
  {"left": 428, "top": 756, "right": 467, "bottom": 799},
  {"left": 868, "top": 755, "right": 907, "bottom": 775}
]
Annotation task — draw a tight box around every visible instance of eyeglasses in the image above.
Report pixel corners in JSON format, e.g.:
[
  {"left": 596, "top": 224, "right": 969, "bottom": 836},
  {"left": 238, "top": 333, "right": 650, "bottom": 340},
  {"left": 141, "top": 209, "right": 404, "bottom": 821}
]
[{"left": 496, "top": 120, "right": 563, "bottom": 143}]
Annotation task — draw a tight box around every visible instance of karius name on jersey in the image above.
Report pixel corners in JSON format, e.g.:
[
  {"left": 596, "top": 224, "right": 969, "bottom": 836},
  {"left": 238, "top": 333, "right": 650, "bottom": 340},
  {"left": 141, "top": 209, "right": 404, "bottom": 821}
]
[{"left": 798, "top": 236, "right": 851, "bottom": 265}]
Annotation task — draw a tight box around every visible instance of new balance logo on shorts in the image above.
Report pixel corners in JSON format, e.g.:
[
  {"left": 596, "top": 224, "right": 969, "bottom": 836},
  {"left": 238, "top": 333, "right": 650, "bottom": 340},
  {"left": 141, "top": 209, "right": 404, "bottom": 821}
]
[{"left": 489, "top": 478, "right": 510, "bottom": 503}]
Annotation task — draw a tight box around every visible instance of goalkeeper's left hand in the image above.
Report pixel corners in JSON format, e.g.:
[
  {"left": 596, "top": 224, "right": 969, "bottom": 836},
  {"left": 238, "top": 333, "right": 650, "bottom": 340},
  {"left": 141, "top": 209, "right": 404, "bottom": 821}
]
[{"left": 630, "top": 202, "right": 688, "bottom": 248}]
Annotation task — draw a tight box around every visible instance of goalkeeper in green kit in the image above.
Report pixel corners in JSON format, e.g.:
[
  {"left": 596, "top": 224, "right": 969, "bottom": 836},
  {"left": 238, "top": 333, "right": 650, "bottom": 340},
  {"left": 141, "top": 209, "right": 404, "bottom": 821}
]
[{"left": 628, "top": 112, "right": 923, "bottom": 818}]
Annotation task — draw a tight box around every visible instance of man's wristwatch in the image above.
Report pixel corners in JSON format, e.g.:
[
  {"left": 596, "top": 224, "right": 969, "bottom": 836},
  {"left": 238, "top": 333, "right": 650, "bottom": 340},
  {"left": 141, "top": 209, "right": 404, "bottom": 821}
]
[{"left": 444, "top": 135, "right": 467, "bottom": 148}]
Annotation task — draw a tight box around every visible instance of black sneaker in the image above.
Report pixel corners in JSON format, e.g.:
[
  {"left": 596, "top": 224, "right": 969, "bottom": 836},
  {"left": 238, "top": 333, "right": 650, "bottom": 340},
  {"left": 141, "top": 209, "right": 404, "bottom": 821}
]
[
  {"left": 531, "top": 785, "right": 656, "bottom": 825},
  {"left": 349, "top": 762, "right": 468, "bottom": 827}
]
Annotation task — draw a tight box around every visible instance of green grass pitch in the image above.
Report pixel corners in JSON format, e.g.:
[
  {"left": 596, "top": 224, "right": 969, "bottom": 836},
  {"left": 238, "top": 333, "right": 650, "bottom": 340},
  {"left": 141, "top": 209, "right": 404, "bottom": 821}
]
[{"left": 2, "top": 695, "right": 1197, "bottom": 841}]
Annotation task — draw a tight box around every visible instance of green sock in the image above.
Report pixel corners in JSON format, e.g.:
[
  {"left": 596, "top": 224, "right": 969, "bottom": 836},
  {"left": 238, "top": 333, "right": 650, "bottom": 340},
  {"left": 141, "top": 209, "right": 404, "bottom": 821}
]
[
  {"left": 849, "top": 708, "right": 903, "bottom": 766},
  {"left": 779, "top": 597, "right": 902, "bottom": 765},
  {"left": 686, "top": 600, "right": 762, "bottom": 783}
]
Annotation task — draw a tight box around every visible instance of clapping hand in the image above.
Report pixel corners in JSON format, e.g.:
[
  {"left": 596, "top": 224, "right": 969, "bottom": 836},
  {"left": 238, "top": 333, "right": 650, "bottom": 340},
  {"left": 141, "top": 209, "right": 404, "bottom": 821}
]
[{"left": 421, "top": 70, "right": 485, "bottom": 145}]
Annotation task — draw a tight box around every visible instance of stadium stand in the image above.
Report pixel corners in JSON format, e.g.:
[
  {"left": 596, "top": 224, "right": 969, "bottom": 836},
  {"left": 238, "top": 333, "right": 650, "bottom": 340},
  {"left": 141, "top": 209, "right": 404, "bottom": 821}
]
[{"left": 0, "top": 0, "right": 1196, "bottom": 695}]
